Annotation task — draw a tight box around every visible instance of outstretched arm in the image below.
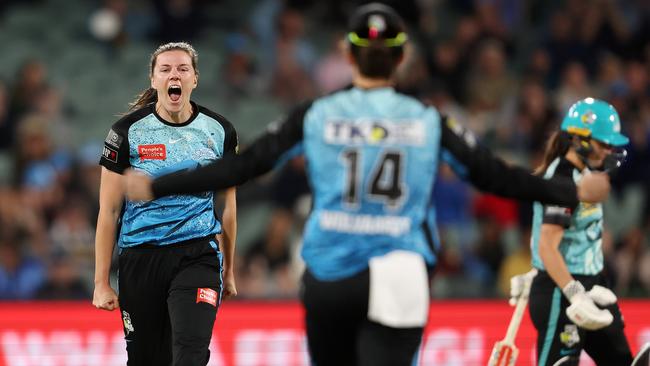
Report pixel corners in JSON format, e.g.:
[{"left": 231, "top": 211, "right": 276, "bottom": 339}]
[
  {"left": 149, "top": 102, "right": 310, "bottom": 198},
  {"left": 439, "top": 116, "right": 608, "bottom": 206}
]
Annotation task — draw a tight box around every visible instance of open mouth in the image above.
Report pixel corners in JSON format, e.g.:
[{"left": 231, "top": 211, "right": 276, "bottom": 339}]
[{"left": 168, "top": 85, "right": 182, "bottom": 102}]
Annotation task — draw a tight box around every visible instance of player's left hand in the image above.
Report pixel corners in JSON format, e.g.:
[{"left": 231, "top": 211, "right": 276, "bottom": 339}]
[
  {"left": 124, "top": 168, "right": 154, "bottom": 201},
  {"left": 222, "top": 270, "right": 237, "bottom": 300},
  {"left": 577, "top": 171, "right": 610, "bottom": 203},
  {"left": 587, "top": 285, "right": 617, "bottom": 306}
]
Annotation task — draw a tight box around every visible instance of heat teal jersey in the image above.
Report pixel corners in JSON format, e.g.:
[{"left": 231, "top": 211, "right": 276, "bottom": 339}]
[
  {"left": 302, "top": 88, "right": 440, "bottom": 279},
  {"left": 301, "top": 87, "right": 440, "bottom": 279},
  {"left": 531, "top": 157, "right": 604, "bottom": 275},
  {"left": 99, "top": 102, "right": 238, "bottom": 248}
]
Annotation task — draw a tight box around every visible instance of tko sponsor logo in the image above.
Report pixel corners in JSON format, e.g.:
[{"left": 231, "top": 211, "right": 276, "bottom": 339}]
[
  {"left": 197, "top": 288, "right": 217, "bottom": 307},
  {"left": 324, "top": 119, "right": 425, "bottom": 146},
  {"left": 138, "top": 144, "right": 166, "bottom": 161}
]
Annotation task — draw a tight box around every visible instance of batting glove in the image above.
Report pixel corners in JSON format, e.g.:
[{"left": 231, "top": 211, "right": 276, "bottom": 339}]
[
  {"left": 586, "top": 285, "right": 617, "bottom": 306},
  {"left": 563, "top": 280, "right": 613, "bottom": 330},
  {"left": 509, "top": 269, "right": 538, "bottom": 306}
]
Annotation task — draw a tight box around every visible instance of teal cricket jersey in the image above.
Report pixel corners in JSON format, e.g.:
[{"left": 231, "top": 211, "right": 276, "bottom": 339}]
[
  {"left": 99, "top": 102, "right": 237, "bottom": 248},
  {"left": 531, "top": 157, "right": 604, "bottom": 275}
]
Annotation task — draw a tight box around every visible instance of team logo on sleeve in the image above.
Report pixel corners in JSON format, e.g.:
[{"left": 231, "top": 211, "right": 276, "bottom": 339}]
[
  {"left": 138, "top": 144, "right": 166, "bottom": 161},
  {"left": 196, "top": 288, "right": 217, "bottom": 307},
  {"left": 105, "top": 129, "right": 124, "bottom": 148},
  {"left": 102, "top": 146, "right": 118, "bottom": 163}
]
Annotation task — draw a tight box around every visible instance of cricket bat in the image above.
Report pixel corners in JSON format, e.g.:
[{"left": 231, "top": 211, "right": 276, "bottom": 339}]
[{"left": 487, "top": 270, "right": 536, "bottom": 366}]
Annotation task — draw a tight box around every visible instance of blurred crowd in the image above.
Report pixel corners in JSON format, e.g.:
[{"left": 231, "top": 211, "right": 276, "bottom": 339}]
[{"left": 0, "top": 0, "right": 649, "bottom": 301}]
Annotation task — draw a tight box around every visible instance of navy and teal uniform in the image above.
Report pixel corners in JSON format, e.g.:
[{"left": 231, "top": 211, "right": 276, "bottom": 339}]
[
  {"left": 99, "top": 101, "right": 237, "bottom": 366},
  {"left": 150, "top": 87, "right": 582, "bottom": 366},
  {"left": 528, "top": 157, "right": 632, "bottom": 366}
]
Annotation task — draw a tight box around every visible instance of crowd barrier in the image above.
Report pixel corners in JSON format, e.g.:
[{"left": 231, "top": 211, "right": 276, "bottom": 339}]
[{"left": 0, "top": 300, "right": 648, "bottom": 365}]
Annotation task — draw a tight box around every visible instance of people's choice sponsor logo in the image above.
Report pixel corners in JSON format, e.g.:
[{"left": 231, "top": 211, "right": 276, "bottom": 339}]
[
  {"left": 197, "top": 288, "right": 217, "bottom": 307},
  {"left": 138, "top": 144, "right": 166, "bottom": 161}
]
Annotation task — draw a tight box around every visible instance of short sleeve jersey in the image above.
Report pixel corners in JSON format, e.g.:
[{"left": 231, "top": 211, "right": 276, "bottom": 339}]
[
  {"left": 99, "top": 102, "right": 238, "bottom": 248},
  {"left": 531, "top": 157, "right": 604, "bottom": 275}
]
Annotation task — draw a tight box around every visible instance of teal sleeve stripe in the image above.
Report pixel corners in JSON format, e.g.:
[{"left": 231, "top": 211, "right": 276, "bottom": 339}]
[{"left": 539, "top": 288, "right": 562, "bottom": 366}]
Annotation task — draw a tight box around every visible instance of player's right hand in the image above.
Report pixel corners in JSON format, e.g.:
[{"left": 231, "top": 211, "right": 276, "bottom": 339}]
[
  {"left": 509, "top": 269, "right": 538, "bottom": 306},
  {"left": 93, "top": 284, "right": 119, "bottom": 311},
  {"left": 576, "top": 171, "right": 610, "bottom": 203},
  {"left": 222, "top": 270, "right": 238, "bottom": 300},
  {"left": 563, "top": 280, "right": 613, "bottom": 330}
]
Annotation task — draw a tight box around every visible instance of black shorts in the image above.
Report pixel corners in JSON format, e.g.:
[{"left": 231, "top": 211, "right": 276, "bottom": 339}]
[
  {"left": 300, "top": 269, "right": 423, "bottom": 366},
  {"left": 528, "top": 271, "right": 632, "bottom": 366},
  {"left": 118, "top": 236, "right": 223, "bottom": 366}
]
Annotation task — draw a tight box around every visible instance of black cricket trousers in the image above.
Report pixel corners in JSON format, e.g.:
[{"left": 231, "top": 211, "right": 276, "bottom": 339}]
[
  {"left": 301, "top": 269, "right": 423, "bottom": 366},
  {"left": 528, "top": 271, "right": 632, "bottom": 366},
  {"left": 118, "top": 236, "right": 223, "bottom": 366}
]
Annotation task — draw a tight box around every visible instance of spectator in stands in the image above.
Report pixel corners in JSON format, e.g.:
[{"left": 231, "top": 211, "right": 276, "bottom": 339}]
[
  {"left": 614, "top": 227, "right": 648, "bottom": 297},
  {"left": 497, "top": 226, "right": 533, "bottom": 297},
  {"left": 8, "top": 59, "right": 47, "bottom": 123},
  {"left": 35, "top": 251, "right": 90, "bottom": 300},
  {"left": 426, "top": 40, "right": 464, "bottom": 103},
  {"left": 151, "top": 0, "right": 206, "bottom": 42},
  {"left": 542, "top": 10, "right": 589, "bottom": 89},
  {"left": 507, "top": 78, "right": 557, "bottom": 154},
  {"left": 268, "top": 7, "right": 317, "bottom": 105},
  {"left": 0, "top": 229, "right": 46, "bottom": 300},
  {"left": 314, "top": 33, "right": 353, "bottom": 94},
  {"left": 240, "top": 156, "right": 309, "bottom": 298},
  {"left": 220, "top": 32, "right": 258, "bottom": 100},
  {"left": 554, "top": 61, "right": 594, "bottom": 113},
  {"left": 0, "top": 80, "right": 12, "bottom": 150},
  {"left": 463, "top": 38, "right": 517, "bottom": 138}
]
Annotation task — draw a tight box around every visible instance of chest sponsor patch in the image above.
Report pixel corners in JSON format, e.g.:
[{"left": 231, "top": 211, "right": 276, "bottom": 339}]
[
  {"left": 196, "top": 288, "right": 217, "bottom": 307},
  {"left": 324, "top": 119, "right": 426, "bottom": 146},
  {"left": 138, "top": 144, "right": 166, "bottom": 161},
  {"left": 102, "top": 146, "right": 118, "bottom": 163}
]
